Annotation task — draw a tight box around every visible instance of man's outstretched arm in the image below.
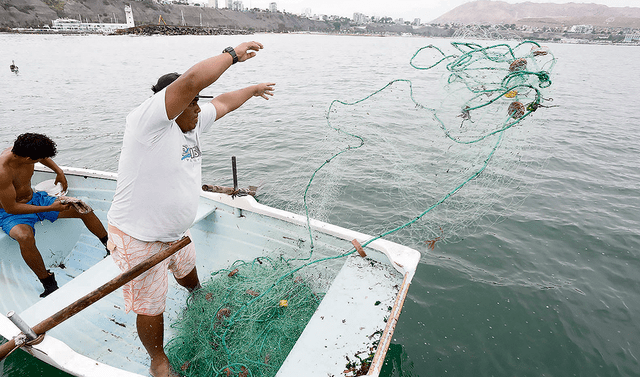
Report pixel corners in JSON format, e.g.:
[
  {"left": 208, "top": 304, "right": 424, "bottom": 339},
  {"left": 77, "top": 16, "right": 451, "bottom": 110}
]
[
  {"left": 165, "top": 41, "right": 265, "bottom": 120},
  {"left": 212, "top": 83, "right": 276, "bottom": 121}
]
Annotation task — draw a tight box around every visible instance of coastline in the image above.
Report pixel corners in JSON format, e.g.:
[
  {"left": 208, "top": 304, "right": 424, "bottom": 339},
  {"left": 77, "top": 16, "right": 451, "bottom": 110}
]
[{"left": 1, "top": 27, "right": 638, "bottom": 46}]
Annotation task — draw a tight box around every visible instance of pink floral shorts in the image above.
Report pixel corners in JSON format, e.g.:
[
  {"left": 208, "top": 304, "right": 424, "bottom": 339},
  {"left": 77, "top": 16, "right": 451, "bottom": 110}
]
[{"left": 107, "top": 224, "right": 196, "bottom": 316}]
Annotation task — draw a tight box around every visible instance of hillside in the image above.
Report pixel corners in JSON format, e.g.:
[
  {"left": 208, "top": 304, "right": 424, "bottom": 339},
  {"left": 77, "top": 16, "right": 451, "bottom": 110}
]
[
  {"left": 0, "top": 0, "right": 330, "bottom": 31},
  {"left": 431, "top": 0, "right": 640, "bottom": 29}
]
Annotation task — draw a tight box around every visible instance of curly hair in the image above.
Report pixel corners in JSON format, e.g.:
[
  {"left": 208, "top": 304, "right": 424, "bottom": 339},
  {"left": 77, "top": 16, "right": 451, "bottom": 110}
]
[{"left": 12, "top": 133, "right": 58, "bottom": 160}]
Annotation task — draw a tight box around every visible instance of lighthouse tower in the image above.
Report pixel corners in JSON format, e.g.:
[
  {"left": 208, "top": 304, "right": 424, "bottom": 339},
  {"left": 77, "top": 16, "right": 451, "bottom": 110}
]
[{"left": 125, "top": 5, "right": 135, "bottom": 27}]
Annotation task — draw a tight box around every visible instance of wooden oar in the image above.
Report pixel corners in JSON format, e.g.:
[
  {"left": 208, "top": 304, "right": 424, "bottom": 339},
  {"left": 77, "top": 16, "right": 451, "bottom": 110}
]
[{"left": 0, "top": 236, "right": 191, "bottom": 361}]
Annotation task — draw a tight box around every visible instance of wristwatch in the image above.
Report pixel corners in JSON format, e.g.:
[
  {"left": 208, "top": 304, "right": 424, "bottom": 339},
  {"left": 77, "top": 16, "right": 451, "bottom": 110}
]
[{"left": 222, "top": 46, "right": 238, "bottom": 64}]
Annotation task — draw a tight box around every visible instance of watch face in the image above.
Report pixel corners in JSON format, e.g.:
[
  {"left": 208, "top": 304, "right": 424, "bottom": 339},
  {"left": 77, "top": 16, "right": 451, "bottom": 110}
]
[{"left": 223, "top": 47, "right": 238, "bottom": 63}]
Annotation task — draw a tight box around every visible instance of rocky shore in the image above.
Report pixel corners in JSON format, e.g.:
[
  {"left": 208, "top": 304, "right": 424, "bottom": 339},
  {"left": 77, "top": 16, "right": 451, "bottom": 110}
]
[{"left": 113, "top": 24, "right": 250, "bottom": 36}]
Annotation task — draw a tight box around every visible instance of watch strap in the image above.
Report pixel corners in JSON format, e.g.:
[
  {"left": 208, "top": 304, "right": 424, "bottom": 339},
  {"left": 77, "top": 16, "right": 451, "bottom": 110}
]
[{"left": 223, "top": 46, "right": 238, "bottom": 64}]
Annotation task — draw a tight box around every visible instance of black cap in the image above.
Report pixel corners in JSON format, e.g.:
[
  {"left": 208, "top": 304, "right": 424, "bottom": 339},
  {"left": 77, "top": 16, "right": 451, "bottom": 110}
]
[{"left": 152, "top": 72, "right": 180, "bottom": 94}]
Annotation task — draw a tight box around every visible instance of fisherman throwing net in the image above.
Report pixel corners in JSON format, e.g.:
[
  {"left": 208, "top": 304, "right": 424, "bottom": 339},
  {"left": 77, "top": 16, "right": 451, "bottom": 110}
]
[{"left": 166, "top": 40, "right": 556, "bottom": 376}]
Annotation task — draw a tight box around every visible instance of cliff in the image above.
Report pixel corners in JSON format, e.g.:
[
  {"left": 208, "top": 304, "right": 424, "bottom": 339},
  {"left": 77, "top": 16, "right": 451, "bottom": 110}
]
[{"left": 0, "top": 0, "right": 331, "bottom": 31}]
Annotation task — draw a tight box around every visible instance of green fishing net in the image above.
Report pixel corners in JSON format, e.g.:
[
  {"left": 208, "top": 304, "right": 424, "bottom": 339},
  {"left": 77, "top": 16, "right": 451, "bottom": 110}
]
[
  {"left": 166, "top": 40, "right": 556, "bottom": 376},
  {"left": 264, "top": 40, "right": 556, "bottom": 249},
  {"left": 167, "top": 257, "right": 322, "bottom": 376}
]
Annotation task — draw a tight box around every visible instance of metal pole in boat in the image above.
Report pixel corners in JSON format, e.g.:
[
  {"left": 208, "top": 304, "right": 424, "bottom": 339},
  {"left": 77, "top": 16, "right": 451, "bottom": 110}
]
[
  {"left": 0, "top": 236, "right": 191, "bottom": 361},
  {"left": 232, "top": 156, "right": 238, "bottom": 192},
  {"left": 6, "top": 311, "right": 37, "bottom": 341}
]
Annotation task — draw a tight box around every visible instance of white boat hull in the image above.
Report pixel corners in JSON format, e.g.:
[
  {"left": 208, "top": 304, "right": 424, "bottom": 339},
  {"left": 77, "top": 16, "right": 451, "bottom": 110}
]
[{"left": 0, "top": 166, "right": 420, "bottom": 376}]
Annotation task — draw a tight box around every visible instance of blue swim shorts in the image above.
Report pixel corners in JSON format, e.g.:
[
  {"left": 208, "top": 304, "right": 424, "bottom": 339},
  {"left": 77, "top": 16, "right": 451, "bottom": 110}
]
[{"left": 0, "top": 191, "right": 59, "bottom": 235}]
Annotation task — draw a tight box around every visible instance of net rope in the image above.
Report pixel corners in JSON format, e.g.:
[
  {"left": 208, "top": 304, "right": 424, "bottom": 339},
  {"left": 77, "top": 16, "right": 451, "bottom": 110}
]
[{"left": 166, "top": 40, "right": 556, "bottom": 376}]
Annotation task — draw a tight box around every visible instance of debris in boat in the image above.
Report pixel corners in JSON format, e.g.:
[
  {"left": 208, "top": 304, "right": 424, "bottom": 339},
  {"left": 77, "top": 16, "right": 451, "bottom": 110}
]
[
  {"left": 279, "top": 299, "right": 288, "bottom": 307},
  {"left": 343, "top": 330, "right": 383, "bottom": 376},
  {"left": 108, "top": 318, "right": 126, "bottom": 328}
]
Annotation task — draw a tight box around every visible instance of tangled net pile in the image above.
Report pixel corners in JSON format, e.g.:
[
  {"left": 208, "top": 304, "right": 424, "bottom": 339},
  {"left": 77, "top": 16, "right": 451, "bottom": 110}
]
[
  {"left": 167, "top": 41, "right": 556, "bottom": 376},
  {"left": 167, "top": 258, "right": 323, "bottom": 376}
]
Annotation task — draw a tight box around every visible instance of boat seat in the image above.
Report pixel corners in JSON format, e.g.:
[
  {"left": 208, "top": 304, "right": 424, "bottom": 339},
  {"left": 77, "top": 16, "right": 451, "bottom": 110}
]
[{"left": 19, "top": 255, "right": 121, "bottom": 326}]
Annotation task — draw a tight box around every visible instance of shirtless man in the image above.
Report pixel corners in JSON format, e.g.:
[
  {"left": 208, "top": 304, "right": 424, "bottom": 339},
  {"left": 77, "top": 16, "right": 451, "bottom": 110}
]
[{"left": 0, "top": 133, "right": 109, "bottom": 297}]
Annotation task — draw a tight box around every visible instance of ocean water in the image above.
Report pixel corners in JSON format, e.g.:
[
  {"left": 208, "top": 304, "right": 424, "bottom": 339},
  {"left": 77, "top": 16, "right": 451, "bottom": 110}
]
[{"left": 1, "top": 33, "right": 639, "bottom": 376}]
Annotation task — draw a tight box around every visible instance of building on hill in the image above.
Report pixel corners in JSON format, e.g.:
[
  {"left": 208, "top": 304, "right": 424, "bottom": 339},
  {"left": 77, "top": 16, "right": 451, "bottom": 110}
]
[{"left": 52, "top": 5, "right": 134, "bottom": 32}]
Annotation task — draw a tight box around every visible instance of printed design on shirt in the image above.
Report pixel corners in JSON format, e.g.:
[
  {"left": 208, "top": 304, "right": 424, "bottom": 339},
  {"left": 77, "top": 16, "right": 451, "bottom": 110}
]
[{"left": 181, "top": 144, "right": 202, "bottom": 161}]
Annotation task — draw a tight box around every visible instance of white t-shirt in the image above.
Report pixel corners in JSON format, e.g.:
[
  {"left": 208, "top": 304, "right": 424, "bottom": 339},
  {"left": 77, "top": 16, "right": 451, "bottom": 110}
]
[{"left": 107, "top": 89, "right": 216, "bottom": 242}]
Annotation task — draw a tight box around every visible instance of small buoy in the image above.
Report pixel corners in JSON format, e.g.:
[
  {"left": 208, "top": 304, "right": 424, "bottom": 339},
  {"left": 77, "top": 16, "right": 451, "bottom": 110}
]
[
  {"left": 228, "top": 268, "right": 239, "bottom": 277},
  {"left": 531, "top": 45, "right": 549, "bottom": 56},
  {"left": 509, "top": 58, "right": 527, "bottom": 72},
  {"left": 279, "top": 299, "right": 288, "bottom": 307},
  {"left": 508, "top": 102, "right": 525, "bottom": 119},
  {"left": 504, "top": 90, "right": 518, "bottom": 98}
]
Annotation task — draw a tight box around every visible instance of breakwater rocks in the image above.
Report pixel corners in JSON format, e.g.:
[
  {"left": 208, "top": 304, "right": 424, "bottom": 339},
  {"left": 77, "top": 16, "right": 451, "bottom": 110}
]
[{"left": 114, "top": 24, "right": 250, "bottom": 36}]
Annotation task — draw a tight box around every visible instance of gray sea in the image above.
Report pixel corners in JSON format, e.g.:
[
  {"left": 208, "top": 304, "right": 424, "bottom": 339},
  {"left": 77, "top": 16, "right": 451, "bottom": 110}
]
[{"left": 1, "top": 33, "right": 639, "bottom": 376}]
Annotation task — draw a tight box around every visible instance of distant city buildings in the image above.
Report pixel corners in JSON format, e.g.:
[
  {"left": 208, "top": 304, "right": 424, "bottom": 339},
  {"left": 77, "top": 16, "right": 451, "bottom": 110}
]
[
  {"left": 232, "top": 0, "right": 244, "bottom": 11},
  {"left": 570, "top": 24, "right": 593, "bottom": 33},
  {"left": 269, "top": 2, "right": 277, "bottom": 12},
  {"left": 353, "top": 12, "right": 368, "bottom": 25},
  {"left": 624, "top": 33, "right": 640, "bottom": 42}
]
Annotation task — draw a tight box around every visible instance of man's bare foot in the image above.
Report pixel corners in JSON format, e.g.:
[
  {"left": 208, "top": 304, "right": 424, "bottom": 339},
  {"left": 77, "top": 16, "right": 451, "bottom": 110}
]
[{"left": 149, "top": 358, "right": 182, "bottom": 377}]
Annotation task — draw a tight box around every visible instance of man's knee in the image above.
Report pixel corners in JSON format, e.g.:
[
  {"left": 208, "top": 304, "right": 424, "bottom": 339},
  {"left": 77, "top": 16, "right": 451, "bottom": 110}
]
[{"left": 9, "top": 224, "right": 36, "bottom": 245}]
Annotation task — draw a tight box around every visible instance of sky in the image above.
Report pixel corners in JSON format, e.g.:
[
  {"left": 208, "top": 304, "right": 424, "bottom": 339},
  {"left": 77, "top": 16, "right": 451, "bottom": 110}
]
[{"left": 231, "top": 0, "right": 640, "bottom": 23}]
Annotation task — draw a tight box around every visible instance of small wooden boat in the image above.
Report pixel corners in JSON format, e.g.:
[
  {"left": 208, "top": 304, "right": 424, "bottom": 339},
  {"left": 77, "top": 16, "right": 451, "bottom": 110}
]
[{"left": 0, "top": 165, "right": 420, "bottom": 376}]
